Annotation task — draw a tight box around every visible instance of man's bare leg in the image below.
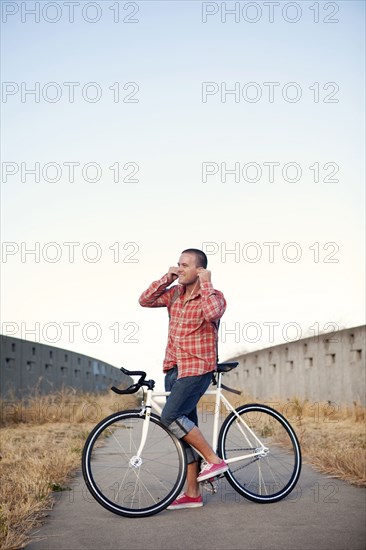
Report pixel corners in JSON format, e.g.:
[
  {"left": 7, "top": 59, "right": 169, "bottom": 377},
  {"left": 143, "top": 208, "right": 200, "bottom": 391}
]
[
  {"left": 183, "top": 426, "right": 221, "bottom": 464},
  {"left": 182, "top": 426, "right": 222, "bottom": 497},
  {"left": 185, "top": 461, "right": 200, "bottom": 498}
]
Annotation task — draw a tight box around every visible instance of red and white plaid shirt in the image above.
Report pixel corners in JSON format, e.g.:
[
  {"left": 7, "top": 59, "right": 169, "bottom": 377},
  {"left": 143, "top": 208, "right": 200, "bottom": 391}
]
[{"left": 139, "top": 274, "right": 226, "bottom": 379}]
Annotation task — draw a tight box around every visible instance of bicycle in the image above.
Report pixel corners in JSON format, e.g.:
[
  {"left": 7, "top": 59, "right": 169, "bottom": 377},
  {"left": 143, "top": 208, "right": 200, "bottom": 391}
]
[{"left": 82, "top": 362, "right": 302, "bottom": 518}]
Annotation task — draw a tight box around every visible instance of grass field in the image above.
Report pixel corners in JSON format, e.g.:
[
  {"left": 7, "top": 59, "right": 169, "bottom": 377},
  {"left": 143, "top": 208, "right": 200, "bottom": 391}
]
[{"left": 0, "top": 390, "right": 365, "bottom": 550}]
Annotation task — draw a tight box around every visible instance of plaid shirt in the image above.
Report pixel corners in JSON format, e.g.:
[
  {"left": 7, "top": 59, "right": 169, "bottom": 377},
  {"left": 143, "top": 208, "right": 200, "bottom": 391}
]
[{"left": 139, "top": 274, "right": 226, "bottom": 379}]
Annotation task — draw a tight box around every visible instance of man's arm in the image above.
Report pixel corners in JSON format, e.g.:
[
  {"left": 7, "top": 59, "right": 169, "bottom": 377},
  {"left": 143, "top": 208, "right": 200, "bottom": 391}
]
[
  {"left": 197, "top": 269, "right": 227, "bottom": 321},
  {"left": 138, "top": 267, "right": 179, "bottom": 308}
]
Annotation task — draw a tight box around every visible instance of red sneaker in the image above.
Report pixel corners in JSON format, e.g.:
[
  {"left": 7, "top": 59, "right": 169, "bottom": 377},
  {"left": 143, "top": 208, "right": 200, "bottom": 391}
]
[
  {"left": 197, "top": 459, "right": 228, "bottom": 482},
  {"left": 167, "top": 493, "right": 203, "bottom": 510}
]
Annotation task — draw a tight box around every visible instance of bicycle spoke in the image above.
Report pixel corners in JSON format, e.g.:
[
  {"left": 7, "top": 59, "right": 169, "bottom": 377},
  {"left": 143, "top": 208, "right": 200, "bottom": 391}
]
[{"left": 130, "top": 469, "right": 157, "bottom": 507}]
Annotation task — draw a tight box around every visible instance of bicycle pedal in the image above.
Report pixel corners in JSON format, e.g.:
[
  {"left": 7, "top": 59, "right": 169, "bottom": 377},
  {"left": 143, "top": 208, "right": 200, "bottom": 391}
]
[
  {"left": 210, "top": 473, "right": 225, "bottom": 481},
  {"left": 201, "top": 479, "right": 218, "bottom": 494}
]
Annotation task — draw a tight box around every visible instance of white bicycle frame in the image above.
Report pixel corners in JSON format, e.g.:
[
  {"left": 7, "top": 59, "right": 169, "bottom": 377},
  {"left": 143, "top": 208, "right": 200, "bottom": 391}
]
[{"left": 134, "top": 371, "right": 268, "bottom": 465}]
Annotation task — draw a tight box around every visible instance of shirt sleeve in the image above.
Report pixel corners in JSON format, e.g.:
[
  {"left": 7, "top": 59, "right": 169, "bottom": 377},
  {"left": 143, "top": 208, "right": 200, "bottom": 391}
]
[
  {"left": 199, "top": 282, "right": 226, "bottom": 322},
  {"left": 138, "top": 274, "right": 176, "bottom": 308}
]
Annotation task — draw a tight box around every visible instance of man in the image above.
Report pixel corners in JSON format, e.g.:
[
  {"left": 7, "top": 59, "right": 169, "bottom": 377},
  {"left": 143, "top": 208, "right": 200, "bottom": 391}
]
[{"left": 138, "top": 248, "right": 228, "bottom": 510}]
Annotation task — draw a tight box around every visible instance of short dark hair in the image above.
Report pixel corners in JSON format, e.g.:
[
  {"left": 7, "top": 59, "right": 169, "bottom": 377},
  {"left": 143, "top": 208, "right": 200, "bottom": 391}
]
[{"left": 181, "top": 248, "right": 208, "bottom": 269}]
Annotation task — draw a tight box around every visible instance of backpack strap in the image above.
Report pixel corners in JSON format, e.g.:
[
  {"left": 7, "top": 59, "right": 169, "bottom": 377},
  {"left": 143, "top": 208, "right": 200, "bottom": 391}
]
[
  {"left": 168, "top": 286, "right": 180, "bottom": 319},
  {"left": 214, "top": 318, "right": 220, "bottom": 363},
  {"left": 171, "top": 285, "right": 180, "bottom": 304}
]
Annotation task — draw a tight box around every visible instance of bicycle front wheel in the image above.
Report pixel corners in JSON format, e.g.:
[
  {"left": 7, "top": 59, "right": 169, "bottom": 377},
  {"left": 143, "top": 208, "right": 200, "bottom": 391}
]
[
  {"left": 218, "top": 404, "right": 301, "bottom": 503},
  {"left": 82, "top": 410, "right": 187, "bottom": 517}
]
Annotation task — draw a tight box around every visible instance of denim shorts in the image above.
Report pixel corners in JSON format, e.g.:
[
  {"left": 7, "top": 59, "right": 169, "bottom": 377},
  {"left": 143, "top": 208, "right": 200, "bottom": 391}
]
[{"left": 160, "top": 366, "right": 212, "bottom": 463}]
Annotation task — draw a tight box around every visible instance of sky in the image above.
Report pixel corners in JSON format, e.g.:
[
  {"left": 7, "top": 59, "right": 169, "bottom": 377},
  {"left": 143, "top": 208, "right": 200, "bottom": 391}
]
[{"left": 1, "top": 0, "right": 365, "bottom": 388}]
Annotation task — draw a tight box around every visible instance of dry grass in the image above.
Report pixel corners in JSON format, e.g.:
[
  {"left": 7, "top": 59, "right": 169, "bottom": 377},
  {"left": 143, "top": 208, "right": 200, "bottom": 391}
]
[
  {"left": 0, "top": 389, "right": 138, "bottom": 550},
  {"left": 199, "top": 394, "right": 366, "bottom": 487},
  {"left": 283, "top": 398, "right": 366, "bottom": 486}
]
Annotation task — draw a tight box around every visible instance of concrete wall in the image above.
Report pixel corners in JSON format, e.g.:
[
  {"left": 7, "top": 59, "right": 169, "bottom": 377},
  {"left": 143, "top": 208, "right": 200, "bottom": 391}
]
[
  {"left": 0, "top": 335, "right": 132, "bottom": 397},
  {"left": 224, "top": 325, "right": 365, "bottom": 405}
]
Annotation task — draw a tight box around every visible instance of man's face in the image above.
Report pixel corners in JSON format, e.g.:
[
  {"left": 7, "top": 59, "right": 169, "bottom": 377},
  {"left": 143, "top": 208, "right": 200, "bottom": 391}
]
[{"left": 177, "top": 253, "right": 199, "bottom": 286}]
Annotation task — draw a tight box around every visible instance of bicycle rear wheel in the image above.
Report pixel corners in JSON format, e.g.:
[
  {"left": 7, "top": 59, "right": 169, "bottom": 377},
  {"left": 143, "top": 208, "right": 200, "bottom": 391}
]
[
  {"left": 218, "top": 404, "right": 301, "bottom": 503},
  {"left": 82, "top": 410, "right": 187, "bottom": 517}
]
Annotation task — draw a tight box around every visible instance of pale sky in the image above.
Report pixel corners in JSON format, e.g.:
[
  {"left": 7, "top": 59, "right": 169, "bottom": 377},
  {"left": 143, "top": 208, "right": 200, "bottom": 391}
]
[{"left": 1, "top": 0, "right": 365, "bottom": 388}]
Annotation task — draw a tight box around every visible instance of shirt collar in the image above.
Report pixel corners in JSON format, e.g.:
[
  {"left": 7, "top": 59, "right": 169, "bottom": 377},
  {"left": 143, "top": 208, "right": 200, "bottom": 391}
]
[{"left": 177, "top": 284, "right": 202, "bottom": 300}]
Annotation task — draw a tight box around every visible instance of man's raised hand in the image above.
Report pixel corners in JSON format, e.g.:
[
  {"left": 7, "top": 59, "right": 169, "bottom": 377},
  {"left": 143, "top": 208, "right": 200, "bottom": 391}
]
[
  {"left": 197, "top": 268, "right": 211, "bottom": 283},
  {"left": 167, "top": 267, "right": 179, "bottom": 284}
]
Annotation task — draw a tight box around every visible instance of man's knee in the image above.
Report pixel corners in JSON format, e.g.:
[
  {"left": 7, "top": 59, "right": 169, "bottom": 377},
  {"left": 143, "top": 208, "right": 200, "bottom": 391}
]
[{"left": 161, "top": 414, "right": 195, "bottom": 440}]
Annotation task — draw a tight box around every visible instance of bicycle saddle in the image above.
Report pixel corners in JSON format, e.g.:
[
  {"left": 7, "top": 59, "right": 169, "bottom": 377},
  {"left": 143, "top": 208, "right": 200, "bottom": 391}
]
[{"left": 216, "top": 362, "right": 239, "bottom": 373}]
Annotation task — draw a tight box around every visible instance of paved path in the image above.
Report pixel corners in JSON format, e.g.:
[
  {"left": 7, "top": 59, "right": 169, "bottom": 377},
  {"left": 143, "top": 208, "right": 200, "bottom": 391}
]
[{"left": 27, "top": 412, "right": 365, "bottom": 550}]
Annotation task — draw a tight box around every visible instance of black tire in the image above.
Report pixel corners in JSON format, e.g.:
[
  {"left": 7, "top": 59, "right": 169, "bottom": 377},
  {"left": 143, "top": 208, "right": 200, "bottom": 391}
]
[
  {"left": 218, "top": 404, "right": 301, "bottom": 503},
  {"left": 82, "top": 410, "right": 187, "bottom": 517}
]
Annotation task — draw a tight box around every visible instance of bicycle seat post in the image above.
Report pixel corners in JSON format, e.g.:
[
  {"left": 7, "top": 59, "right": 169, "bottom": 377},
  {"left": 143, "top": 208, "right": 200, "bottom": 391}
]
[{"left": 212, "top": 370, "right": 223, "bottom": 451}]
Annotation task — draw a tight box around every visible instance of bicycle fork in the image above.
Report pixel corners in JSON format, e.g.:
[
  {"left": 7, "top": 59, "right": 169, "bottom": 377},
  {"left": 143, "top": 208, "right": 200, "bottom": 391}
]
[{"left": 129, "top": 389, "right": 154, "bottom": 468}]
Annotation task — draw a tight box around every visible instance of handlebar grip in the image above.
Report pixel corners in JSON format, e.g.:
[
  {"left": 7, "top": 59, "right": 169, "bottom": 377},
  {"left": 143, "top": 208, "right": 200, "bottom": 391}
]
[
  {"left": 111, "top": 384, "right": 141, "bottom": 395},
  {"left": 120, "top": 367, "right": 146, "bottom": 378},
  {"left": 112, "top": 367, "right": 151, "bottom": 395}
]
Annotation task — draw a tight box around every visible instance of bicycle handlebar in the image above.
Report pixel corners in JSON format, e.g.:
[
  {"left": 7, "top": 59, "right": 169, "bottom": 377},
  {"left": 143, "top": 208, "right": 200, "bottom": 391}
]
[
  {"left": 110, "top": 383, "right": 141, "bottom": 395},
  {"left": 120, "top": 367, "right": 147, "bottom": 378},
  {"left": 111, "top": 367, "right": 155, "bottom": 395},
  {"left": 111, "top": 365, "right": 241, "bottom": 396}
]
